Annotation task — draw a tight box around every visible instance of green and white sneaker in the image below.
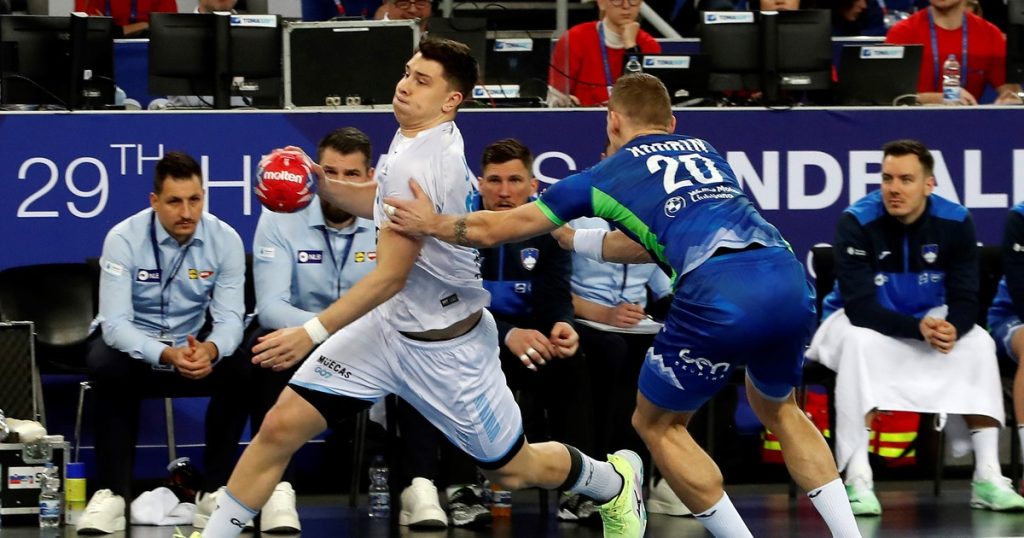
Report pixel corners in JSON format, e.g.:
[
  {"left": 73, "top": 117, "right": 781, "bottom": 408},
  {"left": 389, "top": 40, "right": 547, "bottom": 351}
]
[
  {"left": 845, "top": 477, "right": 882, "bottom": 516},
  {"left": 971, "top": 476, "right": 1024, "bottom": 511},
  {"left": 599, "top": 450, "right": 647, "bottom": 538}
]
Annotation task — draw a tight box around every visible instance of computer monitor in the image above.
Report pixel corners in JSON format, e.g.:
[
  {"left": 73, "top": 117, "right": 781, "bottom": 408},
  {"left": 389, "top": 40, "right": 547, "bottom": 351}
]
[
  {"left": 148, "top": 13, "right": 282, "bottom": 109},
  {"left": 283, "top": 20, "right": 419, "bottom": 107},
  {"left": 763, "top": 9, "right": 832, "bottom": 101},
  {"left": 428, "top": 17, "right": 487, "bottom": 79},
  {"left": 1008, "top": 0, "right": 1024, "bottom": 84},
  {"left": 483, "top": 34, "right": 551, "bottom": 100},
  {"left": 699, "top": 11, "right": 761, "bottom": 93},
  {"left": 638, "top": 53, "right": 710, "bottom": 103},
  {"left": 0, "top": 13, "right": 115, "bottom": 109},
  {"left": 836, "top": 44, "right": 922, "bottom": 105}
]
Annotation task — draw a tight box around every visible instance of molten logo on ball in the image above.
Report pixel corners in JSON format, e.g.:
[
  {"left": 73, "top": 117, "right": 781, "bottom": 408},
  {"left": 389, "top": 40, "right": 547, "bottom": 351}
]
[{"left": 255, "top": 152, "right": 315, "bottom": 213}]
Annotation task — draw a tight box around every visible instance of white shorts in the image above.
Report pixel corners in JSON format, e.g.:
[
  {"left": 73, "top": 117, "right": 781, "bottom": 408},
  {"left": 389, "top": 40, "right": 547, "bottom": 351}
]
[{"left": 290, "top": 308, "right": 524, "bottom": 465}]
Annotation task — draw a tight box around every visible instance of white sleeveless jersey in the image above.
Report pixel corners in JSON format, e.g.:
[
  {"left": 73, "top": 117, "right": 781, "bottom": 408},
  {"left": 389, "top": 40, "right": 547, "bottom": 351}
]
[{"left": 374, "top": 121, "right": 488, "bottom": 332}]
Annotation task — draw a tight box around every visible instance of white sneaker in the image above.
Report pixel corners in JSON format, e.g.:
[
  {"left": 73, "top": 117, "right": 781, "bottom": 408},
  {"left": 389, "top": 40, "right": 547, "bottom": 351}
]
[
  {"left": 647, "top": 477, "right": 692, "bottom": 516},
  {"left": 75, "top": 489, "right": 126, "bottom": 534},
  {"left": 261, "top": 482, "right": 302, "bottom": 533},
  {"left": 399, "top": 477, "right": 448, "bottom": 528},
  {"left": 193, "top": 487, "right": 254, "bottom": 529}
]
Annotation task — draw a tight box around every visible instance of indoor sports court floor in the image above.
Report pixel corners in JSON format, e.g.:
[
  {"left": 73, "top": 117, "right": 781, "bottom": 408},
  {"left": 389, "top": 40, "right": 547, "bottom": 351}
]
[{"left": 4, "top": 480, "right": 1023, "bottom": 537}]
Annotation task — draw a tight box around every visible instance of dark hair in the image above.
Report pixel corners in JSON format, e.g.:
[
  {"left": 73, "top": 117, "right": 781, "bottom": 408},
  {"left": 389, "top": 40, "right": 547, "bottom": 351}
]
[
  {"left": 317, "top": 127, "right": 373, "bottom": 168},
  {"left": 154, "top": 151, "right": 202, "bottom": 194},
  {"left": 481, "top": 138, "right": 533, "bottom": 172},
  {"left": 609, "top": 73, "right": 673, "bottom": 130},
  {"left": 417, "top": 37, "right": 479, "bottom": 104},
  {"left": 882, "top": 139, "right": 934, "bottom": 177}
]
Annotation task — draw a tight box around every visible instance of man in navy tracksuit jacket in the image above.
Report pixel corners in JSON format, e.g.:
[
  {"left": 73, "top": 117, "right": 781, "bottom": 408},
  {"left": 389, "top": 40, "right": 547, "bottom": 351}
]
[{"left": 809, "top": 139, "right": 1022, "bottom": 516}]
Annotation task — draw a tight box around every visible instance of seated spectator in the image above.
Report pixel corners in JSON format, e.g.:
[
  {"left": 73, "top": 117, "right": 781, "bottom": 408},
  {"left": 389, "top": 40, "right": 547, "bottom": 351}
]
[
  {"left": 74, "top": 0, "right": 176, "bottom": 37},
  {"left": 885, "top": 0, "right": 1022, "bottom": 105},
  {"left": 987, "top": 203, "right": 1024, "bottom": 478},
  {"left": 394, "top": 139, "right": 591, "bottom": 528},
  {"left": 807, "top": 139, "right": 1024, "bottom": 516},
  {"left": 76, "top": 151, "right": 250, "bottom": 534},
  {"left": 375, "top": 0, "right": 431, "bottom": 32},
  {"left": 197, "top": 0, "right": 237, "bottom": 13},
  {"left": 547, "top": 0, "right": 661, "bottom": 107},
  {"left": 832, "top": 0, "right": 887, "bottom": 36}
]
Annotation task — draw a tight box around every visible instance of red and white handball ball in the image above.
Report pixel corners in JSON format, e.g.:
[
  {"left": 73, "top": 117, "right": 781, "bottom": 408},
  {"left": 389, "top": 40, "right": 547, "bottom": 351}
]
[{"left": 255, "top": 151, "right": 316, "bottom": 213}]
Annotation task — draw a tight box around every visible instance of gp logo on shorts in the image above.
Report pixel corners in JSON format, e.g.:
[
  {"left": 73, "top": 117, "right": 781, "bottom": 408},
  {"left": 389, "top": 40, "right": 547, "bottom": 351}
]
[{"left": 677, "top": 349, "right": 730, "bottom": 380}]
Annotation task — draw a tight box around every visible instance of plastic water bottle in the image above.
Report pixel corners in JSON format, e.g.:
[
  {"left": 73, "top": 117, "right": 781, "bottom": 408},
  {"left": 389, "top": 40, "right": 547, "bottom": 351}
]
[
  {"left": 38, "top": 463, "right": 61, "bottom": 528},
  {"left": 942, "top": 54, "right": 961, "bottom": 105},
  {"left": 625, "top": 55, "right": 642, "bottom": 75},
  {"left": 368, "top": 455, "right": 390, "bottom": 519}
]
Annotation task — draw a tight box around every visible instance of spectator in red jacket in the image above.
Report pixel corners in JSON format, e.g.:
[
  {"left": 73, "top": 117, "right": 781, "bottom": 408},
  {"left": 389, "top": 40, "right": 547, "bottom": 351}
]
[
  {"left": 75, "top": 0, "right": 178, "bottom": 37},
  {"left": 547, "top": 0, "right": 661, "bottom": 107}
]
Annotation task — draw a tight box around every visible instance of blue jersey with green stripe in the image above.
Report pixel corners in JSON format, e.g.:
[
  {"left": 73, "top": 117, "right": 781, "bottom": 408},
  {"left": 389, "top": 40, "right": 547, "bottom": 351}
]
[{"left": 536, "top": 133, "right": 788, "bottom": 281}]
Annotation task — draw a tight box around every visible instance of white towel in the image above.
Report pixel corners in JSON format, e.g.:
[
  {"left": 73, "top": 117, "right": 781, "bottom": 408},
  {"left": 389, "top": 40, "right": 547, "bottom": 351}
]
[
  {"left": 806, "top": 308, "right": 1005, "bottom": 472},
  {"left": 130, "top": 487, "right": 196, "bottom": 526}
]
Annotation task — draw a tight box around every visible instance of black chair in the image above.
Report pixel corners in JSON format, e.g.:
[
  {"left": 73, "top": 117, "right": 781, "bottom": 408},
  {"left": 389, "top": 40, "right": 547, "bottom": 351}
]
[{"left": 0, "top": 263, "right": 97, "bottom": 374}]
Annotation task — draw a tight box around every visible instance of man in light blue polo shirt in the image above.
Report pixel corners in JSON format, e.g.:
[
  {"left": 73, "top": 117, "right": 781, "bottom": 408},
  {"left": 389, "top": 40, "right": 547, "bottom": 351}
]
[
  {"left": 195, "top": 128, "right": 378, "bottom": 533},
  {"left": 77, "top": 151, "right": 248, "bottom": 535}
]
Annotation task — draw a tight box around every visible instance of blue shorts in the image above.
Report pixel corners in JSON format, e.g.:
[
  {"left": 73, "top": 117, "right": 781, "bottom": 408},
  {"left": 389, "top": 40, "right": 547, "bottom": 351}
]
[
  {"left": 638, "top": 247, "right": 816, "bottom": 411},
  {"left": 990, "top": 315, "right": 1023, "bottom": 363}
]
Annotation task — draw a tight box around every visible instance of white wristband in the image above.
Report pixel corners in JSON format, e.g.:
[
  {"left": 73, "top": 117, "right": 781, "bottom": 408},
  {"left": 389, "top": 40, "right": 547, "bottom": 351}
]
[
  {"left": 573, "top": 228, "right": 607, "bottom": 262},
  {"left": 303, "top": 317, "right": 330, "bottom": 344}
]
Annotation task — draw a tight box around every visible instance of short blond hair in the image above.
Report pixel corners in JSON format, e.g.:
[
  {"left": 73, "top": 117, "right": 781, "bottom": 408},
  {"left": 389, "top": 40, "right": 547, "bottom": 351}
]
[{"left": 608, "top": 73, "right": 673, "bottom": 130}]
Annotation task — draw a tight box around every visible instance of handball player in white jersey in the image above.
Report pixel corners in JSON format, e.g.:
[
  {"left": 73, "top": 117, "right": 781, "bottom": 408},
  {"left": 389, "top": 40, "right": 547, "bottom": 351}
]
[{"left": 195, "top": 38, "right": 647, "bottom": 538}]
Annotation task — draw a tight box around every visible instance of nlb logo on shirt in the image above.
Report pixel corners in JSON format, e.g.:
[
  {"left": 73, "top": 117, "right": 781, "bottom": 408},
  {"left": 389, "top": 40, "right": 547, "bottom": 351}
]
[
  {"left": 297, "top": 250, "right": 324, "bottom": 264},
  {"left": 136, "top": 269, "right": 161, "bottom": 283}
]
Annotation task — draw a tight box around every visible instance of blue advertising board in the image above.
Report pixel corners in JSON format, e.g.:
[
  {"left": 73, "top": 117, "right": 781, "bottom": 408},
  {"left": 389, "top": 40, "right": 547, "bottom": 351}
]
[{"left": 2, "top": 107, "right": 1022, "bottom": 279}]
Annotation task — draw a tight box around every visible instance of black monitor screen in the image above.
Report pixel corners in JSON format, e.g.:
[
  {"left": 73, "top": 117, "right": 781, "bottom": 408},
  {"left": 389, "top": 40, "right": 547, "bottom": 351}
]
[
  {"left": 286, "top": 21, "right": 417, "bottom": 107},
  {"left": 773, "top": 9, "right": 832, "bottom": 90},
  {"left": 639, "top": 53, "right": 710, "bottom": 103},
  {"left": 0, "top": 14, "right": 114, "bottom": 108},
  {"left": 484, "top": 35, "right": 551, "bottom": 99},
  {"left": 149, "top": 13, "right": 282, "bottom": 108},
  {"left": 699, "top": 11, "right": 761, "bottom": 92},
  {"left": 1009, "top": 0, "right": 1024, "bottom": 84},
  {"left": 836, "top": 44, "right": 923, "bottom": 105},
  {"left": 428, "top": 17, "right": 487, "bottom": 80}
]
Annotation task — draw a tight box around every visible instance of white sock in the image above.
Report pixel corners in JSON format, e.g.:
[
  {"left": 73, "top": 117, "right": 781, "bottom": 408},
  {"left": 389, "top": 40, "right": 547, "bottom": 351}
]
[
  {"left": 971, "top": 427, "right": 1002, "bottom": 481},
  {"left": 808, "top": 478, "right": 861, "bottom": 538},
  {"left": 202, "top": 488, "right": 258, "bottom": 538},
  {"left": 844, "top": 429, "right": 873, "bottom": 485},
  {"left": 693, "top": 492, "right": 753, "bottom": 538},
  {"left": 567, "top": 455, "right": 623, "bottom": 504}
]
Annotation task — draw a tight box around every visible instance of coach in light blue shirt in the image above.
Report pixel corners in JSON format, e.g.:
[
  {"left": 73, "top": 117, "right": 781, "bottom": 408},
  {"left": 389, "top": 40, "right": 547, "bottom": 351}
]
[
  {"left": 234, "top": 128, "right": 378, "bottom": 534},
  {"left": 78, "top": 151, "right": 249, "bottom": 535}
]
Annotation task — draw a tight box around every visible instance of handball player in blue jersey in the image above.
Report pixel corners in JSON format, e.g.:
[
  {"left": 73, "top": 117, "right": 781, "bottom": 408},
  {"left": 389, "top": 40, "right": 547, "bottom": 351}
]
[{"left": 385, "top": 73, "right": 861, "bottom": 537}]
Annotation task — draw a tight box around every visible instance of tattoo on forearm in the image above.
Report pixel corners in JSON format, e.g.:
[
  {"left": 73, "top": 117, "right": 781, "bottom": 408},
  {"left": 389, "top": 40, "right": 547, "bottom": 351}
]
[{"left": 454, "top": 217, "right": 469, "bottom": 246}]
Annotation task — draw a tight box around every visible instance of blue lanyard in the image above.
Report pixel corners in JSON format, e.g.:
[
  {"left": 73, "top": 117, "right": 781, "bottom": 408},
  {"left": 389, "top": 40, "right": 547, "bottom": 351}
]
[
  {"left": 928, "top": 9, "right": 968, "bottom": 90},
  {"left": 596, "top": 22, "right": 614, "bottom": 97},
  {"left": 150, "top": 213, "right": 192, "bottom": 330},
  {"left": 321, "top": 227, "right": 356, "bottom": 299},
  {"left": 105, "top": 0, "right": 139, "bottom": 23}
]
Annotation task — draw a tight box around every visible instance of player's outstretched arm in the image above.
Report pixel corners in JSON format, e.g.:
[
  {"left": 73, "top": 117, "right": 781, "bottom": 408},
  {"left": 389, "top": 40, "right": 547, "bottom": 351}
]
[
  {"left": 251, "top": 226, "right": 421, "bottom": 370},
  {"left": 385, "top": 179, "right": 558, "bottom": 247},
  {"left": 558, "top": 226, "right": 654, "bottom": 264}
]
